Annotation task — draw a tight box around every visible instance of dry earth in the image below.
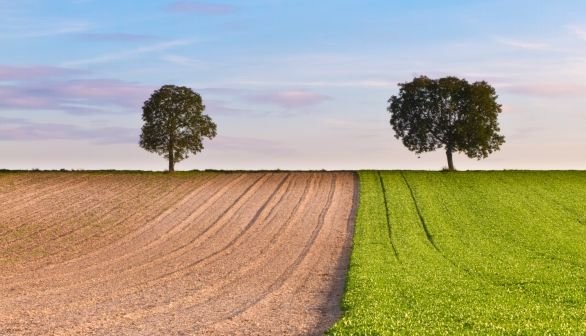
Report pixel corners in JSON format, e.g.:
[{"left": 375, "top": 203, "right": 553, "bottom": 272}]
[{"left": 0, "top": 171, "right": 357, "bottom": 335}]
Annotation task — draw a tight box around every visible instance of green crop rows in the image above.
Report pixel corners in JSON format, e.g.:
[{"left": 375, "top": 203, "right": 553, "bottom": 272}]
[{"left": 329, "top": 171, "right": 586, "bottom": 335}]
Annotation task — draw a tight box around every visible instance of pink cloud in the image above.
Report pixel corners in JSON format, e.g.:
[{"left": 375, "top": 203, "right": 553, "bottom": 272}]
[
  {"left": 53, "top": 79, "right": 151, "bottom": 107},
  {"left": 567, "top": 25, "right": 586, "bottom": 41},
  {"left": 0, "top": 65, "right": 81, "bottom": 81},
  {"left": 0, "top": 79, "right": 152, "bottom": 114},
  {"left": 166, "top": 1, "right": 236, "bottom": 14},
  {"left": 200, "top": 87, "right": 246, "bottom": 95},
  {"left": 500, "top": 104, "right": 517, "bottom": 113},
  {"left": 205, "top": 99, "right": 251, "bottom": 115},
  {"left": 210, "top": 135, "right": 296, "bottom": 156},
  {"left": 504, "top": 83, "right": 586, "bottom": 97},
  {"left": 248, "top": 90, "right": 331, "bottom": 109},
  {"left": 0, "top": 117, "right": 136, "bottom": 144}
]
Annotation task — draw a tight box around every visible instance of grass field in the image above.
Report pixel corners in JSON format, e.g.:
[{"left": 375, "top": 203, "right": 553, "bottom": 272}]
[{"left": 329, "top": 171, "right": 586, "bottom": 335}]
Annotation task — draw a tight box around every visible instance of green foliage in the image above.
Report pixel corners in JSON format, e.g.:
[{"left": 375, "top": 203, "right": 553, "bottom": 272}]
[
  {"left": 388, "top": 76, "right": 505, "bottom": 170},
  {"left": 140, "top": 85, "right": 217, "bottom": 172},
  {"left": 328, "top": 171, "right": 586, "bottom": 335}
]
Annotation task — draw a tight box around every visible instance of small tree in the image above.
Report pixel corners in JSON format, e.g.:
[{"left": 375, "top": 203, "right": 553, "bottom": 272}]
[
  {"left": 140, "top": 85, "right": 217, "bottom": 172},
  {"left": 388, "top": 76, "right": 505, "bottom": 170}
]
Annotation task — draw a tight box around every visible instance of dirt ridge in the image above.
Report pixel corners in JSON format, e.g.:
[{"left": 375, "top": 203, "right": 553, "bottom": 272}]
[{"left": 0, "top": 172, "right": 355, "bottom": 335}]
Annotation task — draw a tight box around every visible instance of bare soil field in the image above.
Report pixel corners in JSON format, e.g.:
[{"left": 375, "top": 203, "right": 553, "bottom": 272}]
[{"left": 0, "top": 171, "right": 356, "bottom": 335}]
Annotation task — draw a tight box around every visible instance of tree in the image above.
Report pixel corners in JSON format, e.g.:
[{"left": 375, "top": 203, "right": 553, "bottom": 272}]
[
  {"left": 387, "top": 76, "right": 505, "bottom": 170},
  {"left": 140, "top": 85, "right": 217, "bottom": 172}
]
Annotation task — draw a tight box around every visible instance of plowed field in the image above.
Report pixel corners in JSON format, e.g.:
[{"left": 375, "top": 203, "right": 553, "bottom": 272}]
[{"left": 0, "top": 171, "right": 357, "bottom": 335}]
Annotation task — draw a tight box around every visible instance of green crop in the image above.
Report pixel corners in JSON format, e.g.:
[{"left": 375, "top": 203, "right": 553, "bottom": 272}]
[{"left": 328, "top": 171, "right": 586, "bottom": 335}]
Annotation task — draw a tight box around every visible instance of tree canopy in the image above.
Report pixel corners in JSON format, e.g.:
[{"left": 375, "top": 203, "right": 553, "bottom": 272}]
[
  {"left": 140, "top": 85, "right": 217, "bottom": 172},
  {"left": 387, "top": 76, "right": 505, "bottom": 170}
]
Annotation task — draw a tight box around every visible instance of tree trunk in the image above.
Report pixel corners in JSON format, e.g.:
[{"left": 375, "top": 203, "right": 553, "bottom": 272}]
[
  {"left": 168, "top": 139, "right": 175, "bottom": 173},
  {"left": 446, "top": 148, "right": 455, "bottom": 171}
]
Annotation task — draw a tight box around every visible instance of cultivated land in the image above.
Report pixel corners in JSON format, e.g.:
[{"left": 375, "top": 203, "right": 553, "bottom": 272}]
[
  {"left": 329, "top": 171, "right": 586, "bottom": 335},
  {"left": 0, "top": 171, "right": 357, "bottom": 335}
]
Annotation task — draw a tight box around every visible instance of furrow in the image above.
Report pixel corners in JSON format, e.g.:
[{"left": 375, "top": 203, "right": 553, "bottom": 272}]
[
  {"left": 0, "top": 176, "right": 98, "bottom": 229},
  {"left": 206, "top": 172, "right": 338, "bottom": 325},
  {"left": 45, "top": 173, "right": 310, "bottom": 334},
  {"left": 0, "top": 174, "right": 95, "bottom": 215},
  {"left": 399, "top": 171, "right": 438, "bottom": 251},
  {"left": 50, "top": 172, "right": 271, "bottom": 293},
  {"left": 378, "top": 172, "right": 400, "bottom": 260},
  {"left": 18, "top": 175, "right": 189, "bottom": 265},
  {"left": 135, "top": 173, "right": 331, "bottom": 333},
  {"left": 0, "top": 174, "right": 228, "bottom": 283},
  {"left": 0, "top": 173, "right": 76, "bottom": 210},
  {"left": 2, "top": 175, "right": 128, "bottom": 247}
]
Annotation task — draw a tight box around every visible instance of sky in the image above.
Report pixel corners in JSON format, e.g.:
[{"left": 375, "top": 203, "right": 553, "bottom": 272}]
[{"left": 0, "top": 0, "right": 585, "bottom": 171}]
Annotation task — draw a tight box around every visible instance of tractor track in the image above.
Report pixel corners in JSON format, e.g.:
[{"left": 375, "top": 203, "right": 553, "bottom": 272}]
[{"left": 0, "top": 172, "right": 355, "bottom": 336}]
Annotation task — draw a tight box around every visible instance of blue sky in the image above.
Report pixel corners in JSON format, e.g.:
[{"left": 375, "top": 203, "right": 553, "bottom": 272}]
[{"left": 1, "top": 0, "right": 585, "bottom": 170}]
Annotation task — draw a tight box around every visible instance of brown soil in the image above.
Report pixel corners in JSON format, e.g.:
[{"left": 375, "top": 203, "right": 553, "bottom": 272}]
[{"left": 0, "top": 172, "right": 356, "bottom": 335}]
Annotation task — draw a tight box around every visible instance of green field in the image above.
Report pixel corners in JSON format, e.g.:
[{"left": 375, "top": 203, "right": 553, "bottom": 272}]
[{"left": 328, "top": 171, "right": 586, "bottom": 335}]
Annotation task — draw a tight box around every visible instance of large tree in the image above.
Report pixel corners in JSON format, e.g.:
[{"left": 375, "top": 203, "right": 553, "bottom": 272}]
[
  {"left": 388, "top": 76, "right": 505, "bottom": 170},
  {"left": 140, "top": 85, "right": 217, "bottom": 172}
]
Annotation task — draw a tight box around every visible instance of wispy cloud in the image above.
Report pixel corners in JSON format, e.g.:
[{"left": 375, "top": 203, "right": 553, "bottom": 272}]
[
  {"left": 503, "top": 83, "right": 586, "bottom": 97},
  {"left": 162, "top": 54, "right": 207, "bottom": 69},
  {"left": 199, "top": 87, "right": 247, "bottom": 95},
  {"left": 78, "top": 32, "right": 155, "bottom": 42},
  {"left": 198, "top": 86, "right": 332, "bottom": 112},
  {"left": 567, "top": 25, "right": 586, "bottom": 41},
  {"left": 494, "top": 37, "right": 551, "bottom": 51},
  {"left": 210, "top": 135, "right": 296, "bottom": 156},
  {"left": 0, "top": 21, "right": 89, "bottom": 39},
  {"left": 198, "top": 87, "right": 332, "bottom": 113},
  {"left": 0, "top": 65, "right": 82, "bottom": 81},
  {"left": 232, "top": 79, "right": 396, "bottom": 88},
  {"left": 62, "top": 39, "right": 195, "bottom": 66},
  {"left": 0, "top": 78, "right": 152, "bottom": 114},
  {"left": 205, "top": 99, "right": 252, "bottom": 116},
  {"left": 0, "top": 117, "right": 136, "bottom": 144},
  {"left": 247, "top": 90, "right": 331, "bottom": 108},
  {"left": 166, "top": 1, "right": 236, "bottom": 14},
  {"left": 500, "top": 104, "right": 518, "bottom": 113}
]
